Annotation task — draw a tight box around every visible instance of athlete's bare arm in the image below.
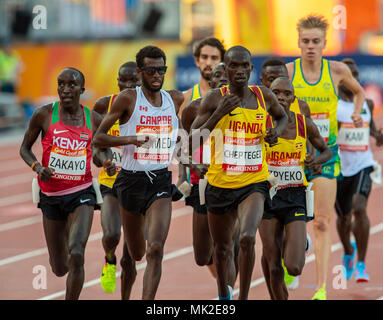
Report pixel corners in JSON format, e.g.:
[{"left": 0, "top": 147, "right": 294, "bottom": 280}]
[
  {"left": 182, "top": 99, "right": 201, "bottom": 133},
  {"left": 19, "top": 104, "right": 54, "bottom": 181},
  {"left": 286, "top": 62, "right": 294, "bottom": 80},
  {"left": 93, "top": 96, "right": 111, "bottom": 117},
  {"left": 330, "top": 60, "right": 365, "bottom": 127},
  {"left": 260, "top": 85, "right": 288, "bottom": 145},
  {"left": 93, "top": 90, "right": 152, "bottom": 149},
  {"left": 366, "top": 98, "right": 383, "bottom": 146},
  {"left": 168, "top": 90, "right": 185, "bottom": 115},
  {"left": 305, "top": 116, "right": 332, "bottom": 170},
  {"left": 298, "top": 99, "right": 311, "bottom": 118}
]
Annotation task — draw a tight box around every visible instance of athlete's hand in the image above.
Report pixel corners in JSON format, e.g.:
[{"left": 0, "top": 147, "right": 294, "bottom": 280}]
[
  {"left": 215, "top": 94, "right": 241, "bottom": 118},
  {"left": 190, "top": 164, "right": 208, "bottom": 178},
  {"left": 375, "top": 129, "right": 383, "bottom": 147},
  {"left": 135, "top": 134, "right": 157, "bottom": 148},
  {"left": 351, "top": 112, "right": 363, "bottom": 128},
  {"left": 264, "top": 128, "right": 279, "bottom": 146},
  {"left": 38, "top": 166, "right": 55, "bottom": 182},
  {"left": 103, "top": 159, "right": 116, "bottom": 176},
  {"left": 304, "top": 153, "right": 321, "bottom": 173}
]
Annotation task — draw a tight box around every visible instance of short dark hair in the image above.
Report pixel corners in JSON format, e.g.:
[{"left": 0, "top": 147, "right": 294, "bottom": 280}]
[
  {"left": 261, "top": 57, "right": 287, "bottom": 72},
  {"left": 224, "top": 46, "right": 251, "bottom": 63},
  {"left": 193, "top": 37, "right": 226, "bottom": 61},
  {"left": 342, "top": 58, "right": 356, "bottom": 67},
  {"left": 65, "top": 67, "right": 85, "bottom": 87},
  {"left": 119, "top": 61, "right": 137, "bottom": 72},
  {"left": 136, "top": 46, "right": 166, "bottom": 69}
]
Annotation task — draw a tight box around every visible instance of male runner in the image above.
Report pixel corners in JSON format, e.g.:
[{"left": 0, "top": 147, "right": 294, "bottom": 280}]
[
  {"left": 286, "top": 14, "right": 365, "bottom": 300},
  {"left": 179, "top": 37, "right": 226, "bottom": 117},
  {"left": 260, "top": 56, "right": 315, "bottom": 290},
  {"left": 181, "top": 63, "right": 239, "bottom": 281},
  {"left": 93, "top": 62, "right": 141, "bottom": 297},
  {"left": 19, "top": 68, "right": 113, "bottom": 300},
  {"left": 93, "top": 46, "right": 184, "bottom": 299},
  {"left": 259, "top": 77, "right": 331, "bottom": 300},
  {"left": 190, "top": 46, "right": 288, "bottom": 300},
  {"left": 335, "top": 58, "right": 383, "bottom": 282}
]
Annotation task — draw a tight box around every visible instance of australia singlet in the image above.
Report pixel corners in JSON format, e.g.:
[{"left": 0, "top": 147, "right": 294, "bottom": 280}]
[
  {"left": 337, "top": 99, "right": 374, "bottom": 177},
  {"left": 39, "top": 101, "right": 93, "bottom": 196},
  {"left": 119, "top": 86, "right": 179, "bottom": 172},
  {"left": 266, "top": 112, "right": 309, "bottom": 190},
  {"left": 292, "top": 58, "right": 339, "bottom": 146},
  {"left": 98, "top": 94, "right": 123, "bottom": 188},
  {"left": 206, "top": 85, "right": 269, "bottom": 189}
]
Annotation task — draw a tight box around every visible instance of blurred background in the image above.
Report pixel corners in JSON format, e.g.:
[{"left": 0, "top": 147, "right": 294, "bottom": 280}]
[{"left": 0, "top": 0, "right": 382, "bottom": 133}]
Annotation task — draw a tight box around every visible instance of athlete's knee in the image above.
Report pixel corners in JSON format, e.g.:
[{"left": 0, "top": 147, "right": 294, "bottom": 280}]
[
  {"left": 239, "top": 233, "right": 255, "bottom": 250},
  {"left": 353, "top": 205, "right": 368, "bottom": 220},
  {"left": 313, "top": 215, "right": 330, "bottom": 233},
  {"left": 103, "top": 231, "right": 121, "bottom": 249},
  {"left": 269, "top": 264, "right": 284, "bottom": 280},
  {"left": 284, "top": 260, "right": 304, "bottom": 277},
  {"left": 50, "top": 261, "right": 68, "bottom": 277},
  {"left": 194, "top": 252, "right": 211, "bottom": 267},
  {"left": 214, "top": 242, "right": 232, "bottom": 261},
  {"left": 68, "top": 251, "right": 85, "bottom": 273},
  {"left": 120, "top": 255, "right": 136, "bottom": 276},
  {"left": 146, "top": 241, "right": 164, "bottom": 262}
]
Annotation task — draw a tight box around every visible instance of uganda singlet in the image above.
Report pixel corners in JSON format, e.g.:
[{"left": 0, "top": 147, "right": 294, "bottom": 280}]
[
  {"left": 98, "top": 94, "right": 123, "bottom": 188},
  {"left": 119, "top": 86, "right": 178, "bottom": 172},
  {"left": 206, "top": 85, "right": 269, "bottom": 189},
  {"left": 266, "top": 112, "right": 308, "bottom": 189},
  {"left": 39, "top": 101, "right": 93, "bottom": 196}
]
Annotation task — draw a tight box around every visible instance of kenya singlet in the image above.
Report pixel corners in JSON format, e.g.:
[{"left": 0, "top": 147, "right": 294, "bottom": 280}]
[
  {"left": 266, "top": 113, "right": 308, "bottom": 189},
  {"left": 98, "top": 94, "right": 123, "bottom": 188},
  {"left": 119, "top": 86, "right": 178, "bottom": 172},
  {"left": 292, "top": 58, "right": 339, "bottom": 146},
  {"left": 39, "top": 101, "right": 93, "bottom": 196},
  {"left": 206, "top": 85, "right": 269, "bottom": 188}
]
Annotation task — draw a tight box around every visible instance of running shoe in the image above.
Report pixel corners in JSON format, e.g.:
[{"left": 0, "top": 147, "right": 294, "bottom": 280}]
[
  {"left": 342, "top": 242, "right": 357, "bottom": 280},
  {"left": 355, "top": 261, "right": 370, "bottom": 283},
  {"left": 312, "top": 283, "right": 327, "bottom": 300},
  {"left": 101, "top": 259, "right": 116, "bottom": 293},
  {"left": 282, "top": 259, "right": 298, "bottom": 290},
  {"left": 218, "top": 285, "right": 234, "bottom": 300}
]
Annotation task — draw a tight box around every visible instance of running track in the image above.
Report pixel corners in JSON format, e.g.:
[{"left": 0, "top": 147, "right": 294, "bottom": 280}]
[{"left": 1, "top": 115, "right": 383, "bottom": 301}]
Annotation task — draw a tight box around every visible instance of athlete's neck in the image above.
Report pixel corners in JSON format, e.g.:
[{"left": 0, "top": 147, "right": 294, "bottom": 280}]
[
  {"left": 228, "top": 84, "right": 248, "bottom": 99},
  {"left": 142, "top": 86, "right": 162, "bottom": 107},
  {"left": 61, "top": 102, "right": 82, "bottom": 115},
  {"left": 199, "top": 78, "right": 211, "bottom": 98}
]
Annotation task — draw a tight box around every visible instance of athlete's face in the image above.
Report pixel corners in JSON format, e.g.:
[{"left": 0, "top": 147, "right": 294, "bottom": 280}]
[
  {"left": 225, "top": 51, "right": 253, "bottom": 87},
  {"left": 117, "top": 67, "right": 141, "bottom": 91},
  {"left": 261, "top": 65, "right": 289, "bottom": 88},
  {"left": 270, "top": 78, "right": 295, "bottom": 111},
  {"left": 139, "top": 57, "right": 166, "bottom": 92},
  {"left": 195, "top": 45, "right": 222, "bottom": 81},
  {"left": 57, "top": 69, "right": 84, "bottom": 107},
  {"left": 298, "top": 28, "right": 326, "bottom": 62},
  {"left": 209, "top": 64, "right": 228, "bottom": 89}
]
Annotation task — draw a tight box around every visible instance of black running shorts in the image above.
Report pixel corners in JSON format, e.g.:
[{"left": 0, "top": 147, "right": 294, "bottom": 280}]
[
  {"left": 335, "top": 166, "right": 373, "bottom": 216},
  {"left": 185, "top": 183, "right": 208, "bottom": 215},
  {"left": 38, "top": 185, "right": 96, "bottom": 221},
  {"left": 263, "top": 186, "right": 311, "bottom": 225},
  {"left": 100, "top": 184, "right": 118, "bottom": 199},
  {"left": 205, "top": 180, "right": 271, "bottom": 215},
  {"left": 114, "top": 168, "right": 172, "bottom": 215}
]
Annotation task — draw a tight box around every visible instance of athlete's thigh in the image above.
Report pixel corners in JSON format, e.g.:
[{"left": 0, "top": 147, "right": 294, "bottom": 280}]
[
  {"left": 207, "top": 208, "right": 237, "bottom": 245},
  {"left": 284, "top": 220, "right": 306, "bottom": 262},
  {"left": 237, "top": 191, "right": 265, "bottom": 236},
  {"left": 101, "top": 194, "right": 121, "bottom": 235},
  {"left": 145, "top": 197, "right": 172, "bottom": 244},
  {"left": 311, "top": 177, "right": 337, "bottom": 215},
  {"left": 42, "top": 215, "right": 69, "bottom": 263},
  {"left": 120, "top": 205, "right": 146, "bottom": 246},
  {"left": 67, "top": 205, "right": 94, "bottom": 252},
  {"left": 259, "top": 218, "right": 284, "bottom": 260}
]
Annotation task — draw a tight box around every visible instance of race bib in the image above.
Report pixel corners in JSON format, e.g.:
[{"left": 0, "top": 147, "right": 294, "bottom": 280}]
[
  {"left": 222, "top": 136, "right": 262, "bottom": 173},
  {"left": 312, "top": 113, "right": 330, "bottom": 142},
  {"left": 48, "top": 146, "right": 87, "bottom": 181},
  {"left": 337, "top": 122, "right": 369, "bottom": 152},
  {"left": 267, "top": 159, "right": 305, "bottom": 189},
  {"left": 134, "top": 125, "right": 173, "bottom": 163},
  {"left": 111, "top": 147, "right": 123, "bottom": 171}
]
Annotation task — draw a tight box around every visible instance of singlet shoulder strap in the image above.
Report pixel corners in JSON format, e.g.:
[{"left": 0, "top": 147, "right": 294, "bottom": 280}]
[
  {"left": 51, "top": 101, "right": 60, "bottom": 125},
  {"left": 219, "top": 85, "right": 229, "bottom": 96},
  {"left": 107, "top": 94, "right": 117, "bottom": 113},
  {"left": 266, "top": 114, "right": 273, "bottom": 129},
  {"left": 83, "top": 105, "right": 92, "bottom": 131},
  {"left": 296, "top": 113, "right": 306, "bottom": 138},
  {"left": 249, "top": 85, "right": 266, "bottom": 110}
]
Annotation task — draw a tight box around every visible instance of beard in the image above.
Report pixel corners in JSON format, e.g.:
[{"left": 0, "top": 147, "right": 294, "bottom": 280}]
[
  {"left": 142, "top": 76, "right": 163, "bottom": 92},
  {"left": 201, "top": 68, "right": 212, "bottom": 81}
]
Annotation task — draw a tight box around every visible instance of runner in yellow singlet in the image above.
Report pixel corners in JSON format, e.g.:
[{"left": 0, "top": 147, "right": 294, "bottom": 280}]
[
  {"left": 259, "top": 77, "right": 331, "bottom": 300},
  {"left": 285, "top": 14, "right": 365, "bottom": 300},
  {"left": 93, "top": 62, "right": 141, "bottom": 298},
  {"left": 190, "top": 46, "right": 288, "bottom": 300}
]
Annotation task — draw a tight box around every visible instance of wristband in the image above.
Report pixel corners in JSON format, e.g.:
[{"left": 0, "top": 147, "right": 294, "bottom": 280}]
[{"left": 31, "top": 161, "right": 39, "bottom": 170}]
